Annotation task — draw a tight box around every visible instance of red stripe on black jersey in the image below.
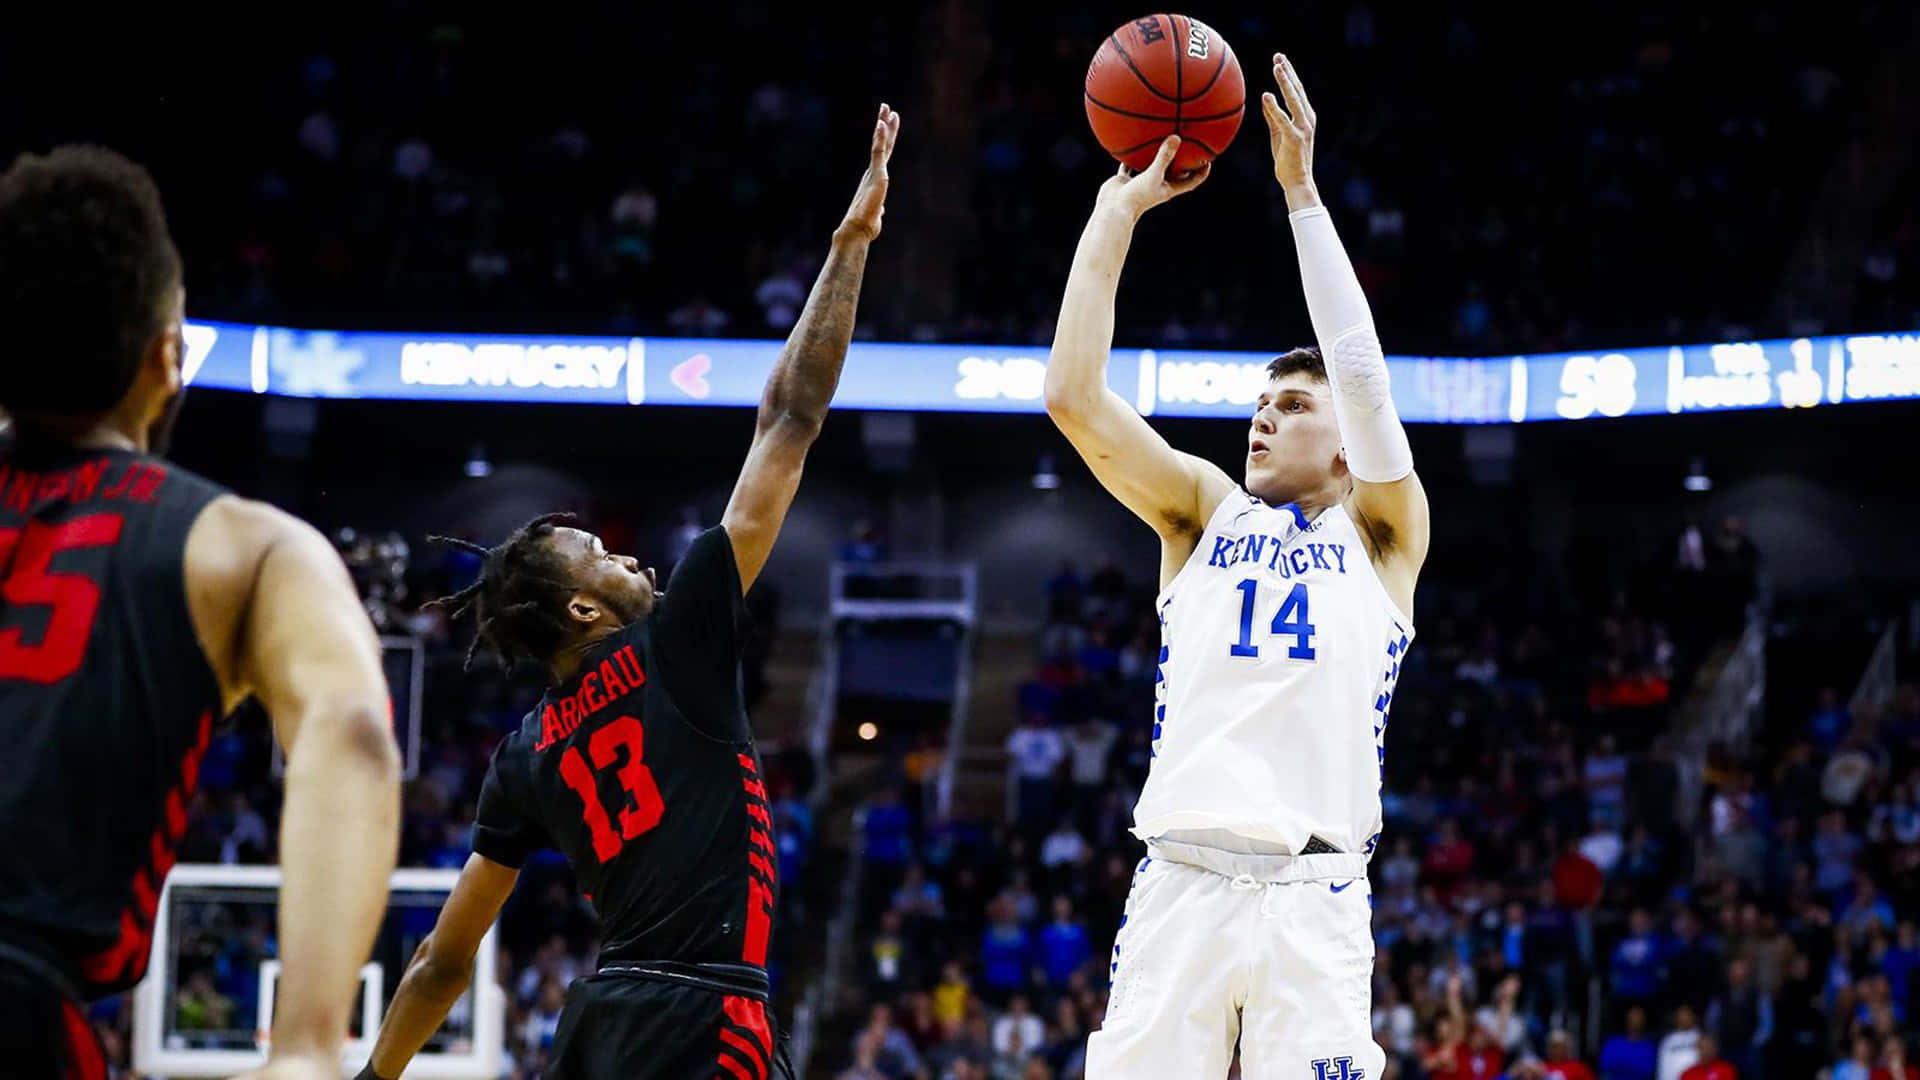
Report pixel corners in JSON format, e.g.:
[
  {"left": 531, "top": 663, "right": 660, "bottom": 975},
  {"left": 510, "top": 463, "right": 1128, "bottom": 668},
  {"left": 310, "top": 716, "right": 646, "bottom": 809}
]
[
  {"left": 735, "top": 753, "right": 776, "bottom": 970},
  {"left": 57, "top": 997, "right": 105, "bottom": 1080},
  {"left": 79, "top": 709, "right": 212, "bottom": 988}
]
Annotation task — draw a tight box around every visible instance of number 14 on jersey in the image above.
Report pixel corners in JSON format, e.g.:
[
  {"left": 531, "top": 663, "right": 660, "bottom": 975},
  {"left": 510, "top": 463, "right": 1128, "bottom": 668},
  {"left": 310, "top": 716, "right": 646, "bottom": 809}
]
[{"left": 1230, "top": 579, "right": 1317, "bottom": 660}]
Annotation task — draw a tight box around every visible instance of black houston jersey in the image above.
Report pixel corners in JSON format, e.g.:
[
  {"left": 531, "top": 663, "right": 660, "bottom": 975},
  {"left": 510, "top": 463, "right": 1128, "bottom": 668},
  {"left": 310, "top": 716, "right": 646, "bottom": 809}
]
[
  {"left": 472, "top": 527, "right": 777, "bottom": 970},
  {"left": 0, "top": 439, "right": 227, "bottom": 998}
]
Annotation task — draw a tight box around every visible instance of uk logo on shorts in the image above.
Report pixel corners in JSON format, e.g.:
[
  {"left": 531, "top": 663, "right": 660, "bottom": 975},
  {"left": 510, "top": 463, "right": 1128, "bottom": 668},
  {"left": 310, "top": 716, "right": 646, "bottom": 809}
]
[{"left": 1310, "top": 1058, "right": 1365, "bottom": 1080}]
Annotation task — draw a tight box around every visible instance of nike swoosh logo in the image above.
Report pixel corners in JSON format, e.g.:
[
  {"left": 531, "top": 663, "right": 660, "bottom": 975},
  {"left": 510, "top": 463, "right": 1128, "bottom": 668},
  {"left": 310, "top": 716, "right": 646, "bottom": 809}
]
[{"left": 1329, "top": 881, "right": 1356, "bottom": 894}]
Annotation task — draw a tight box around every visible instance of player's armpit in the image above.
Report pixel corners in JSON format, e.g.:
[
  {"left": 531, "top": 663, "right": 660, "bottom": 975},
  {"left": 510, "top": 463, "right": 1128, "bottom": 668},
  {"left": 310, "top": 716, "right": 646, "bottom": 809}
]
[
  {"left": 366, "top": 854, "right": 519, "bottom": 1079},
  {"left": 1347, "top": 469, "right": 1430, "bottom": 617}
]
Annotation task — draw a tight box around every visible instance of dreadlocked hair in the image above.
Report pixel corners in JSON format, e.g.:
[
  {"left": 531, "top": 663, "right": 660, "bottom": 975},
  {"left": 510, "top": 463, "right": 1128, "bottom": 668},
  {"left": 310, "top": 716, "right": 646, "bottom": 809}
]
[{"left": 424, "top": 512, "right": 583, "bottom": 672}]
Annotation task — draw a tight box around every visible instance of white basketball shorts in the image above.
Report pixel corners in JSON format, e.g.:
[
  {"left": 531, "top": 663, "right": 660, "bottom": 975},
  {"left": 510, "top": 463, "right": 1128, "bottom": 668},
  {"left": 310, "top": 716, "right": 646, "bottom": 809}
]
[{"left": 1085, "top": 846, "right": 1383, "bottom": 1080}]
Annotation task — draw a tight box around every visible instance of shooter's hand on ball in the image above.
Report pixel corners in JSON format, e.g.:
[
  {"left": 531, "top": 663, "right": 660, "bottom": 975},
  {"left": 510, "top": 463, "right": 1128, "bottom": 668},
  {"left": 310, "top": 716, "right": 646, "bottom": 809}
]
[
  {"left": 837, "top": 103, "right": 901, "bottom": 243},
  {"left": 1262, "top": 53, "right": 1321, "bottom": 212},
  {"left": 1094, "top": 135, "right": 1211, "bottom": 222}
]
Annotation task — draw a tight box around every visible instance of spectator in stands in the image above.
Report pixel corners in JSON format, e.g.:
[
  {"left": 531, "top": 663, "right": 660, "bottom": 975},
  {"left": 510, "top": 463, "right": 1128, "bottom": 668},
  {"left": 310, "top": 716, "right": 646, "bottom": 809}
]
[
  {"left": 1826, "top": 732, "right": 1880, "bottom": 808},
  {"left": 894, "top": 863, "right": 947, "bottom": 925},
  {"left": 1424, "top": 818, "right": 1476, "bottom": 904},
  {"left": 851, "top": 1002, "right": 927, "bottom": 1080},
  {"left": 991, "top": 995, "right": 1044, "bottom": 1070},
  {"left": 1835, "top": 1033, "right": 1877, "bottom": 1080},
  {"left": 1815, "top": 809, "right": 1866, "bottom": 895},
  {"left": 1612, "top": 910, "right": 1667, "bottom": 1020},
  {"left": 929, "top": 1016, "right": 994, "bottom": 1080},
  {"left": 1658, "top": 1005, "right": 1703, "bottom": 1080},
  {"left": 933, "top": 961, "right": 971, "bottom": 1028},
  {"left": 1038, "top": 896, "right": 1090, "bottom": 991},
  {"left": 863, "top": 786, "right": 915, "bottom": 913},
  {"left": 981, "top": 894, "right": 1034, "bottom": 1003},
  {"left": 1043, "top": 997, "right": 1085, "bottom": 1078},
  {"left": 1813, "top": 687, "right": 1854, "bottom": 752},
  {"left": 1705, "top": 957, "right": 1771, "bottom": 1080},
  {"left": 841, "top": 519, "right": 887, "bottom": 564},
  {"left": 1666, "top": 909, "right": 1722, "bottom": 1019},
  {"left": 1541, "top": 1029, "right": 1596, "bottom": 1080},
  {"left": 865, "top": 908, "right": 916, "bottom": 995},
  {"left": 521, "top": 979, "right": 565, "bottom": 1056},
  {"left": 174, "top": 968, "right": 236, "bottom": 1036},
  {"left": 1038, "top": 817, "right": 1087, "bottom": 891},
  {"left": 839, "top": 1033, "right": 890, "bottom": 1080},
  {"left": 1007, "top": 713, "right": 1066, "bottom": 840},
  {"left": 1063, "top": 717, "right": 1116, "bottom": 826},
  {"left": 1473, "top": 974, "right": 1527, "bottom": 1058},
  {"left": 1881, "top": 1037, "right": 1919, "bottom": 1080},
  {"left": 1375, "top": 978, "right": 1419, "bottom": 1059},
  {"left": 1422, "top": 1010, "right": 1471, "bottom": 1080},
  {"left": 1841, "top": 870, "right": 1898, "bottom": 946},
  {"left": 1599, "top": 1005, "right": 1658, "bottom": 1080},
  {"left": 1677, "top": 1033, "right": 1736, "bottom": 1080},
  {"left": 1882, "top": 921, "right": 1920, "bottom": 1008}
]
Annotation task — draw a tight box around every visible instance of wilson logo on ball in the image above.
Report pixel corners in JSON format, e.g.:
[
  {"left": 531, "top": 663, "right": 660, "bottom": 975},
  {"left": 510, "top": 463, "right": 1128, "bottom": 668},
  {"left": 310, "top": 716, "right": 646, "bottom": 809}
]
[{"left": 1084, "top": 14, "right": 1246, "bottom": 173}]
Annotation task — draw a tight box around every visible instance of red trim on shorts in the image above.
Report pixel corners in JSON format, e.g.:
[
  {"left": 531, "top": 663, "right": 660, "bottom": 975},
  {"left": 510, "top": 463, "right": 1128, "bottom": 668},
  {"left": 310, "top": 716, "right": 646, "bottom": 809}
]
[
  {"left": 723, "top": 995, "right": 773, "bottom": 1061},
  {"left": 718, "top": 1028, "right": 767, "bottom": 1079}
]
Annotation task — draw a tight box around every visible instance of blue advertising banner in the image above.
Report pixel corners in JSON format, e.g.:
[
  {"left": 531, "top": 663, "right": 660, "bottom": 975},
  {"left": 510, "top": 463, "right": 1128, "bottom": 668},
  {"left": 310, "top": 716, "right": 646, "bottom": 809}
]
[{"left": 179, "top": 320, "right": 1920, "bottom": 424}]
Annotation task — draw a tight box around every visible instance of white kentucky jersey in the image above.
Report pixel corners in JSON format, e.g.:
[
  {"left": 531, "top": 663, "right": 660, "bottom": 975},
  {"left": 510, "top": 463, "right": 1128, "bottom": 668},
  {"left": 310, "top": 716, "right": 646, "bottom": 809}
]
[{"left": 1132, "top": 490, "right": 1413, "bottom": 857}]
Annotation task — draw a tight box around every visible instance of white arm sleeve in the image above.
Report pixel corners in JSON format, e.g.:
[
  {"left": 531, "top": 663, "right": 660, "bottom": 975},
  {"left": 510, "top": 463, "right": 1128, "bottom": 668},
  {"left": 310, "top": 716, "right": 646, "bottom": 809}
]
[{"left": 1287, "top": 205, "right": 1414, "bottom": 484}]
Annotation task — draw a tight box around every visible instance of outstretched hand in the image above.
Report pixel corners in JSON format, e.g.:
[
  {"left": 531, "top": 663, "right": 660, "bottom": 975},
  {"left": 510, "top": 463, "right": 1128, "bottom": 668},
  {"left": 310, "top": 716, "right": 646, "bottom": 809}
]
[
  {"left": 839, "top": 104, "right": 902, "bottom": 242},
  {"left": 1261, "top": 53, "right": 1317, "bottom": 195},
  {"left": 1095, "top": 135, "right": 1211, "bottom": 221}
]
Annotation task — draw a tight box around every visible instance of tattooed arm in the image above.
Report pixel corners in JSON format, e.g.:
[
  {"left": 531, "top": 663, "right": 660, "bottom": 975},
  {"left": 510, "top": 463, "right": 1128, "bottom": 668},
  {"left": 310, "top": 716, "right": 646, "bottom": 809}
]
[{"left": 721, "top": 104, "right": 901, "bottom": 592}]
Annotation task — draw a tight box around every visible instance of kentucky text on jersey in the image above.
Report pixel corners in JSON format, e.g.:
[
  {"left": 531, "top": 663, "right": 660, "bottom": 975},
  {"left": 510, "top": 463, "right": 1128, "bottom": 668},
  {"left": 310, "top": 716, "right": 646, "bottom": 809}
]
[
  {"left": 535, "top": 644, "right": 647, "bottom": 751},
  {"left": 1205, "top": 532, "right": 1350, "bottom": 578},
  {"left": 0, "top": 459, "right": 171, "bottom": 514}
]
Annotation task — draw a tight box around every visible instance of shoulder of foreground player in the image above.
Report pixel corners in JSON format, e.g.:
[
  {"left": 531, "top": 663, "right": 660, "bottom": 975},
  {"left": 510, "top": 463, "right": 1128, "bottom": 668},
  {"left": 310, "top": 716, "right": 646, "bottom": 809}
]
[{"left": 183, "top": 497, "right": 364, "bottom": 704}]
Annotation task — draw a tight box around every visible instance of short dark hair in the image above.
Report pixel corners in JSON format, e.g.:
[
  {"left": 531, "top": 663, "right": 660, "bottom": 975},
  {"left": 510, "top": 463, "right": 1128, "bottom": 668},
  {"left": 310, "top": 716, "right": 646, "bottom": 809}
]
[
  {"left": 0, "top": 145, "right": 184, "bottom": 415},
  {"left": 1266, "top": 346, "right": 1326, "bottom": 382},
  {"left": 425, "top": 513, "right": 582, "bottom": 671}
]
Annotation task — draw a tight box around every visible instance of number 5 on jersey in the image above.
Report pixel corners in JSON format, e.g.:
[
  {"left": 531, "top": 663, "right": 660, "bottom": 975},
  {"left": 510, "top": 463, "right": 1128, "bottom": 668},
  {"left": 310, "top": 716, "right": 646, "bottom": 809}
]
[
  {"left": 1230, "top": 579, "right": 1317, "bottom": 660},
  {"left": 558, "top": 715, "right": 665, "bottom": 862}
]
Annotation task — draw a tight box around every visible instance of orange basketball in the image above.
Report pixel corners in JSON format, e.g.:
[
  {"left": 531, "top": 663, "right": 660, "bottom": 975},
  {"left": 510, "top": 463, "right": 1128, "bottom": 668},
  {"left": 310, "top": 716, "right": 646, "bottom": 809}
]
[{"left": 1084, "top": 14, "right": 1246, "bottom": 174}]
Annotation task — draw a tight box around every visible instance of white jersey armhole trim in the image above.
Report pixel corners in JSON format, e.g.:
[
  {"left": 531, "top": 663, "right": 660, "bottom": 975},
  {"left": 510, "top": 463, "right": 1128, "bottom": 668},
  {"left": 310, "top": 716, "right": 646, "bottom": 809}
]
[{"left": 1154, "top": 489, "right": 1257, "bottom": 607}]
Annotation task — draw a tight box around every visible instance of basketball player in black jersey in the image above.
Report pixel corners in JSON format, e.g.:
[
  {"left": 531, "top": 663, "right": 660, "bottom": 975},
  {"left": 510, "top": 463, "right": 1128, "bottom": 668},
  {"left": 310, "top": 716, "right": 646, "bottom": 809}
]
[
  {"left": 358, "top": 105, "right": 901, "bottom": 1080},
  {"left": 0, "top": 147, "right": 403, "bottom": 1080}
]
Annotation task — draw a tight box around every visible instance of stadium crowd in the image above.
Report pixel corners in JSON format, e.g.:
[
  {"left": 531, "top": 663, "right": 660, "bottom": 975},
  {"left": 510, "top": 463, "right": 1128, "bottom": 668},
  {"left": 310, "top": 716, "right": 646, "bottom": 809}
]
[
  {"left": 833, "top": 531, "right": 1920, "bottom": 1080},
  {"left": 4, "top": 4, "right": 1908, "bottom": 355}
]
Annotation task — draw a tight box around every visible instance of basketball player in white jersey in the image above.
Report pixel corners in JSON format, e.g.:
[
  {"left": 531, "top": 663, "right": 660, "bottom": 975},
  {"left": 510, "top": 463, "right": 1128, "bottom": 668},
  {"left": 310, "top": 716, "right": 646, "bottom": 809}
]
[{"left": 1044, "top": 56, "right": 1427, "bottom": 1079}]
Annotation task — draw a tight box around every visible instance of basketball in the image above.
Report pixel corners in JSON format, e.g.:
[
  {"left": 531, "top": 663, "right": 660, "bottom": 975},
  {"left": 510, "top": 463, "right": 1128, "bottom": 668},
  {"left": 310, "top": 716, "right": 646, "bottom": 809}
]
[{"left": 1085, "top": 14, "right": 1246, "bottom": 174}]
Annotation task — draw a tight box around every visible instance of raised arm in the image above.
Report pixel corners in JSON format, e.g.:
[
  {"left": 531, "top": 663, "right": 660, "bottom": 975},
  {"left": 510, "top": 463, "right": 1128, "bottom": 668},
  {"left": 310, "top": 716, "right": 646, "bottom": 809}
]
[
  {"left": 1044, "top": 136, "right": 1236, "bottom": 582},
  {"left": 1262, "top": 55, "right": 1429, "bottom": 615},
  {"left": 188, "top": 501, "right": 402, "bottom": 1079},
  {"left": 722, "top": 104, "right": 900, "bottom": 591},
  {"left": 359, "top": 854, "right": 520, "bottom": 1080}
]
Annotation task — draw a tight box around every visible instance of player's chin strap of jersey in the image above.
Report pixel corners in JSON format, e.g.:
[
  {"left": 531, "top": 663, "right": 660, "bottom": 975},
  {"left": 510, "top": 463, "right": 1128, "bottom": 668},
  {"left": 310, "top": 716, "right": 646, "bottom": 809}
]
[{"left": 1288, "top": 205, "right": 1414, "bottom": 485}]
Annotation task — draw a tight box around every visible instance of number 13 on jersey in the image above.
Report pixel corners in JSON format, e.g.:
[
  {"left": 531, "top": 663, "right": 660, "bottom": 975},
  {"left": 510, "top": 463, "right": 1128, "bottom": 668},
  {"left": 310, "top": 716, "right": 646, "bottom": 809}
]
[{"left": 1230, "top": 579, "right": 1317, "bottom": 660}]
